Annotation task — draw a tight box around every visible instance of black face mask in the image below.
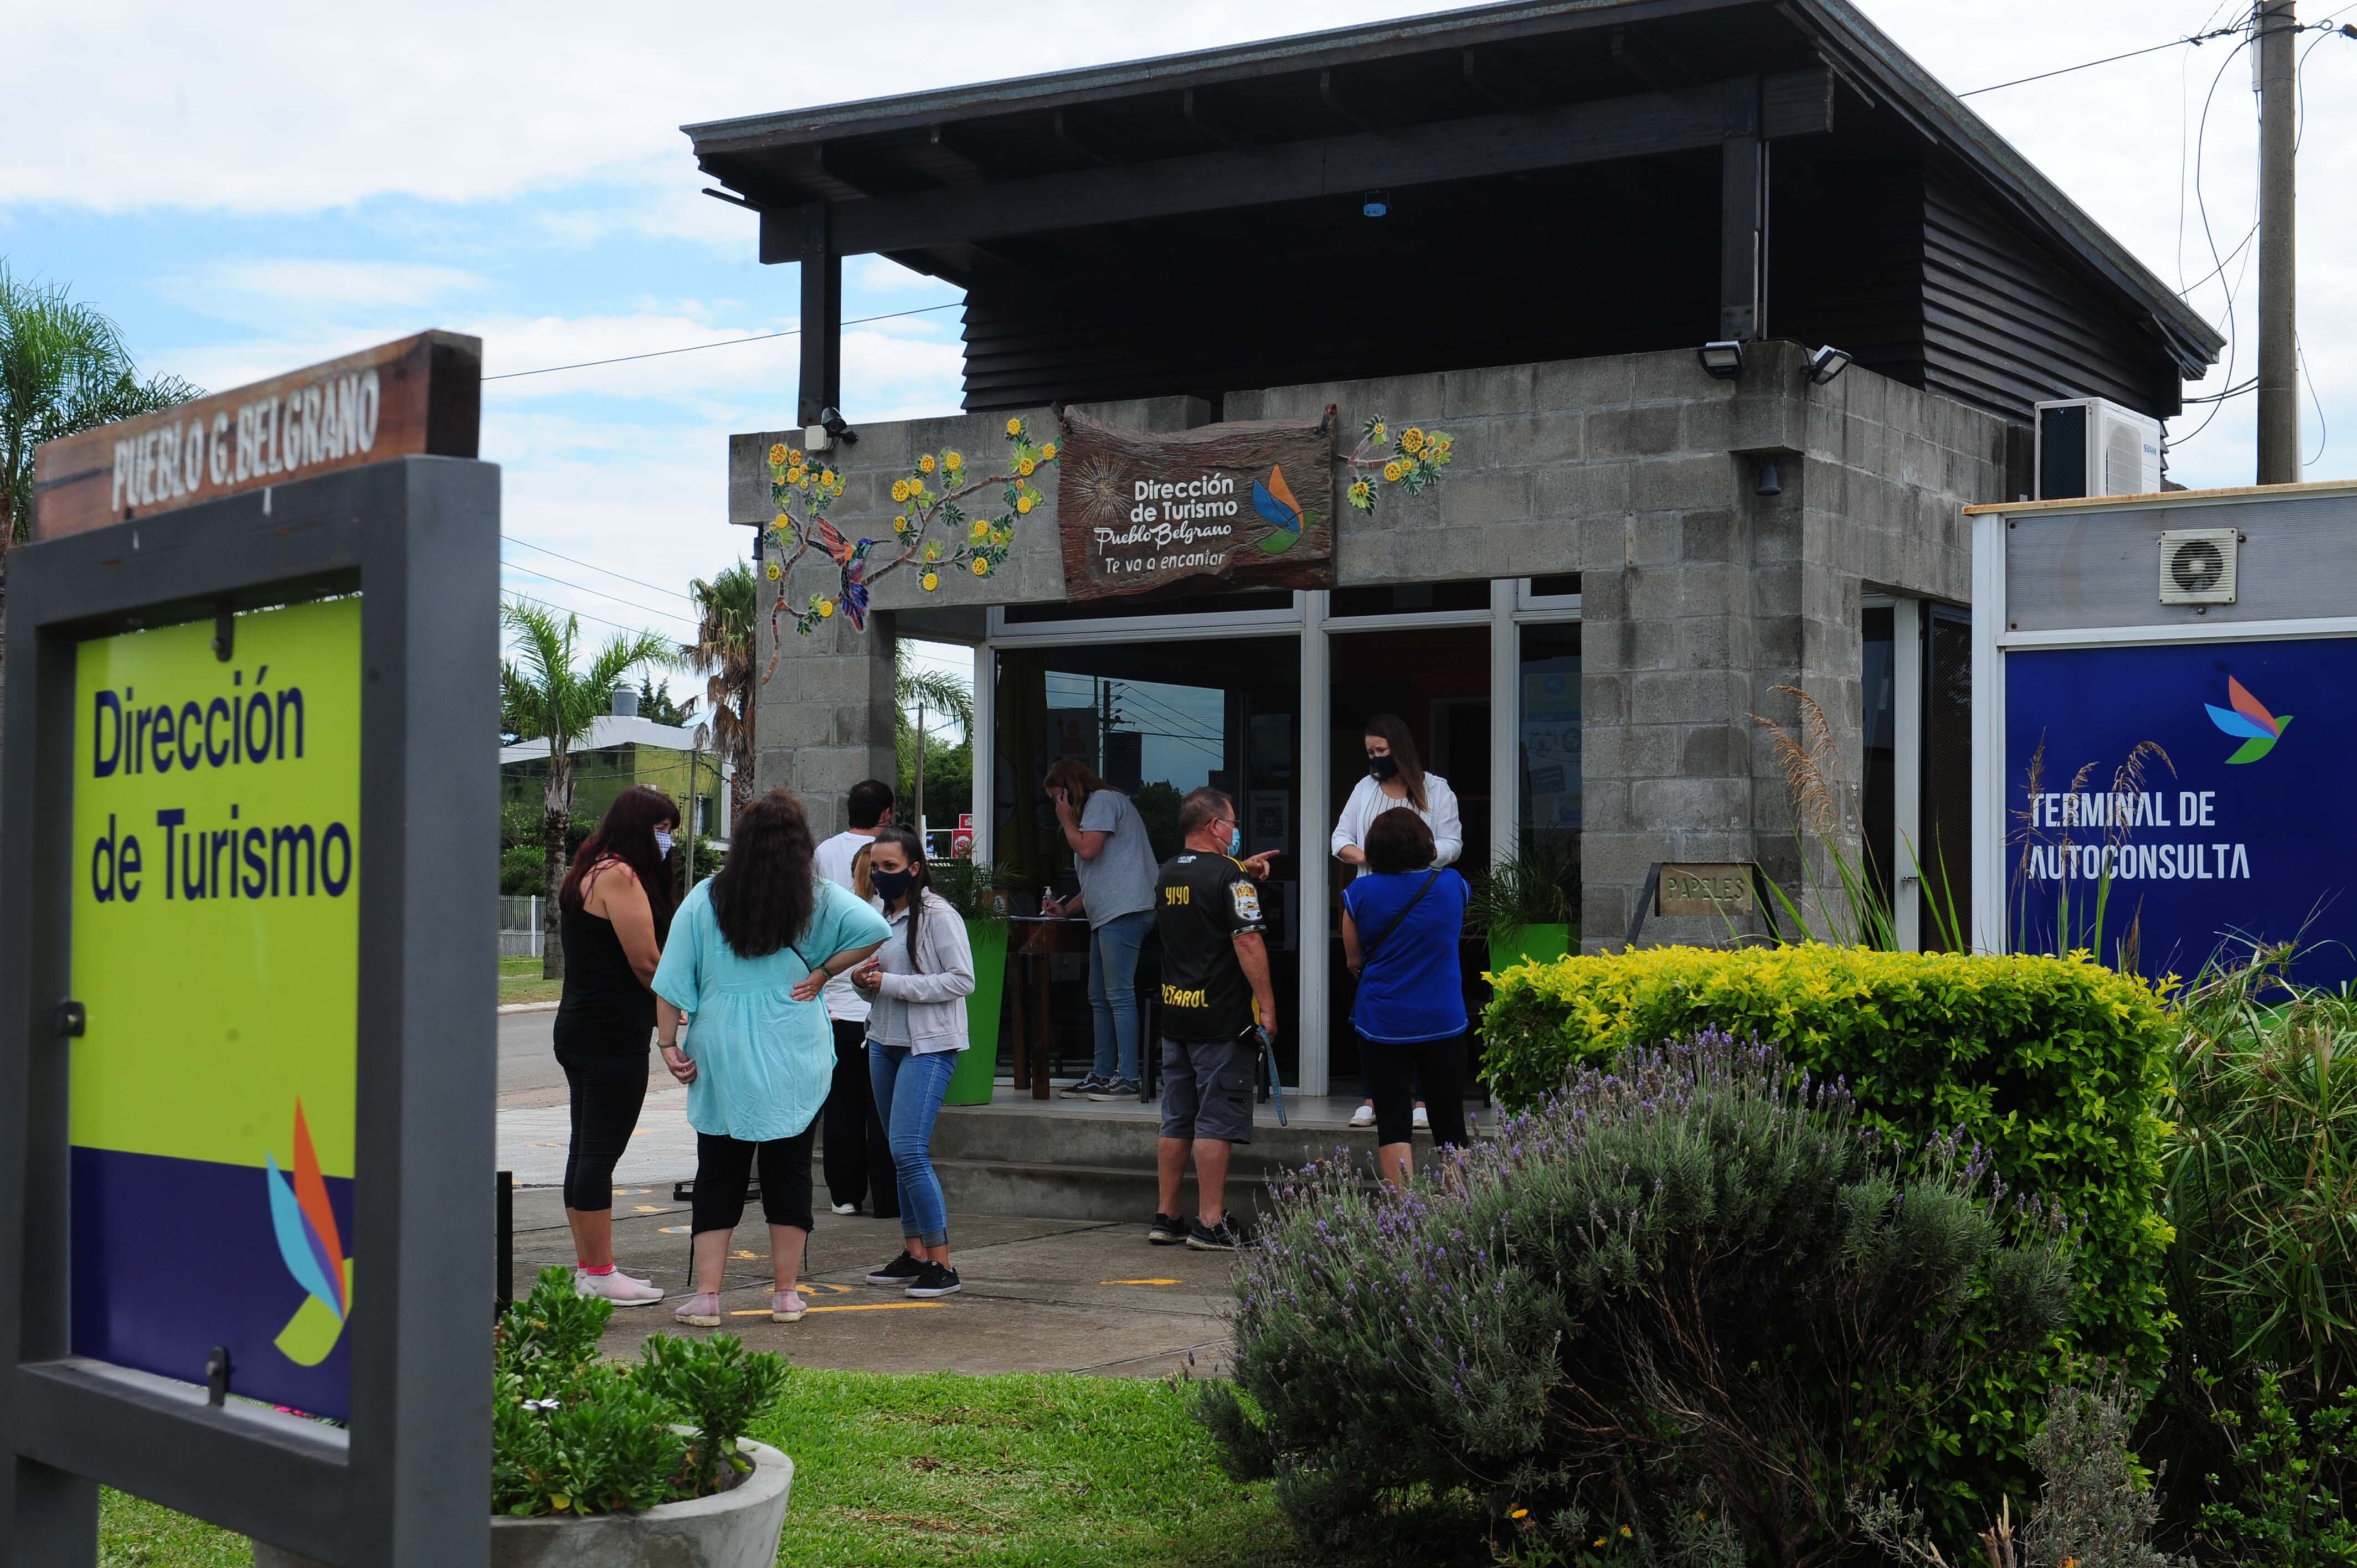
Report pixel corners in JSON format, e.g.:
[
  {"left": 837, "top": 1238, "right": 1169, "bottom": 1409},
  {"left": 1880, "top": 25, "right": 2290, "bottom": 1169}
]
[
  {"left": 1367, "top": 754, "right": 1400, "bottom": 782},
  {"left": 872, "top": 868, "right": 917, "bottom": 902}
]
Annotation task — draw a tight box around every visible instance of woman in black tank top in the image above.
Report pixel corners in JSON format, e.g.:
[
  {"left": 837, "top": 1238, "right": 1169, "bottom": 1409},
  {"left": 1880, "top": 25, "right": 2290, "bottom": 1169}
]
[{"left": 552, "top": 786, "right": 678, "bottom": 1306}]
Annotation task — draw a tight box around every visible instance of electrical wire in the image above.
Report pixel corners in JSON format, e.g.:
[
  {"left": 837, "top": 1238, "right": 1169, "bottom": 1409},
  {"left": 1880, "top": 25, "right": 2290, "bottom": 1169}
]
[
  {"left": 503, "top": 534, "right": 698, "bottom": 604},
  {"left": 2171, "top": 32, "right": 2258, "bottom": 450},
  {"left": 503, "top": 590, "right": 681, "bottom": 640},
  {"left": 480, "top": 301, "right": 964, "bottom": 383},
  {"left": 1958, "top": 24, "right": 2242, "bottom": 97},
  {"left": 2181, "top": 376, "right": 2257, "bottom": 405},
  {"left": 500, "top": 562, "right": 694, "bottom": 627}
]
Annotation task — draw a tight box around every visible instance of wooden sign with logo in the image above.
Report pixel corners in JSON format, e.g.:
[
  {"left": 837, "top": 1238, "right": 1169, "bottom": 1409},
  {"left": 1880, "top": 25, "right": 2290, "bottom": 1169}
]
[
  {"left": 1056, "top": 410, "right": 1335, "bottom": 600},
  {"left": 1655, "top": 862, "right": 1758, "bottom": 917},
  {"left": 32, "top": 331, "right": 482, "bottom": 541}
]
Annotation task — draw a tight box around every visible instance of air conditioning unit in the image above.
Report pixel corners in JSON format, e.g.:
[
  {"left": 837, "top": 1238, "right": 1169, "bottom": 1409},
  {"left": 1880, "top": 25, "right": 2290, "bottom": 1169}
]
[
  {"left": 2035, "top": 397, "right": 2163, "bottom": 501},
  {"left": 2158, "top": 527, "right": 2238, "bottom": 605}
]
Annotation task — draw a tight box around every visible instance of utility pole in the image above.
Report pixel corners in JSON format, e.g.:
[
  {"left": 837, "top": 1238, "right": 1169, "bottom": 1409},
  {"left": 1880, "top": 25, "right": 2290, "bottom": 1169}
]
[
  {"left": 914, "top": 696, "right": 927, "bottom": 851},
  {"left": 2256, "top": 0, "right": 2299, "bottom": 484}
]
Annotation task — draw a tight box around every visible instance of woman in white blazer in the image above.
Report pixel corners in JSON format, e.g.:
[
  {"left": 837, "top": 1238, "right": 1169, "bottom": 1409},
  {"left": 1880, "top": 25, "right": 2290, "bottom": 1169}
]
[{"left": 1330, "top": 713, "right": 1461, "bottom": 1129}]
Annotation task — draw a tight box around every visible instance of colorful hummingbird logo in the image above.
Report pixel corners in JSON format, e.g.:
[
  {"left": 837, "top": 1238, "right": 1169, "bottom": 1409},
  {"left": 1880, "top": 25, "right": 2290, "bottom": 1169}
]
[
  {"left": 1252, "top": 465, "right": 1313, "bottom": 555},
  {"left": 814, "top": 520, "right": 874, "bottom": 630},
  {"left": 2205, "top": 676, "right": 2293, "bottom": 764},
  {"left": 266, "top": 1099, "right": 351, "bottom": 1366}
]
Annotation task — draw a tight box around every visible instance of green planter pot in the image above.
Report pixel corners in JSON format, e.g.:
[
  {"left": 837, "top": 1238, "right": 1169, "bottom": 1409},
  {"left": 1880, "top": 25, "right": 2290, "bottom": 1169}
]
[
  {"left": 1488, "top": 924, "right": 1572, "bottom": 979},
  {"left": 945, "top": 917, "right": 1008, "bottom": 1105}
]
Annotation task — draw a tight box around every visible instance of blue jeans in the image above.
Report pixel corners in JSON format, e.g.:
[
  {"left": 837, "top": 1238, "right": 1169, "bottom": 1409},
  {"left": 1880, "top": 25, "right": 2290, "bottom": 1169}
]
[
  {"left": 1088, "top": 910, "right": 1152, "bottom": 1081},
  {"left": 868, "top": 1045, "right": 958, "bottom": 1248}
]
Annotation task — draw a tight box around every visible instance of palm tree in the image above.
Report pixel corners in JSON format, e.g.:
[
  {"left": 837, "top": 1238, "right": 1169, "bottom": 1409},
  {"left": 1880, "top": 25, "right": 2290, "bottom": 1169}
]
[
  {"left": 897, "top": 644, "right": 974, "bottom": 832},
  {"left": 685, "top": 563, "right": 757, "bottom": 818},
  {"left": 501, "top": 601, "right": 678, "bottom": 979},
  {"left": 1, "top": 265, "right": 198, "bottom": 758}
]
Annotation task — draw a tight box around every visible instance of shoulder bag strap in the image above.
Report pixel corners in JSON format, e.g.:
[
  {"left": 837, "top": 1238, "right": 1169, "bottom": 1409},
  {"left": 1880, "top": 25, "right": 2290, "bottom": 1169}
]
[{"left": 1356, "top": 867, "right": 1443, "bottom": 968}]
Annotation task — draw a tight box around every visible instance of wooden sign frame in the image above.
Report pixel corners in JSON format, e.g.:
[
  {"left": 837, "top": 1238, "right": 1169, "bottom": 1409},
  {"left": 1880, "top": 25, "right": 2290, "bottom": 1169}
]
[{"left": 30, "top": 333, "right": 482, "bottom": 542}]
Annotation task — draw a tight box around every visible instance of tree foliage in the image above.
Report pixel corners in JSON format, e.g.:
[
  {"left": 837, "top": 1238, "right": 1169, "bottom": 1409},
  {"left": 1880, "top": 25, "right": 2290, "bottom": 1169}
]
[{"left": 685, "top": 563, "right": 756, "bottom": 809}]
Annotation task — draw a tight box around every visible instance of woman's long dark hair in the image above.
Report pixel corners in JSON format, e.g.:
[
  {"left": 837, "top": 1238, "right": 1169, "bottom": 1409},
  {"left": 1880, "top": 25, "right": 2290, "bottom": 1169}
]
[
  {"left": 559, "top": 785, "right": 678, "bottom": 929},
  {"left": 1364, "top": 712, "right": 1429, "bottom": 812},
  {"left": 708, "top": 790, "right": 817, "bottom": 959},
  {"left": 869, "top": 824, "right": 935, "bottom": 972}
]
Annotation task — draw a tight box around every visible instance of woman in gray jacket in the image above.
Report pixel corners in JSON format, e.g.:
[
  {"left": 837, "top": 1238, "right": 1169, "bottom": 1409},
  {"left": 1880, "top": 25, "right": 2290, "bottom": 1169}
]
[{"left": 847, "top": 826, "right": 976, "bottom": 1299}]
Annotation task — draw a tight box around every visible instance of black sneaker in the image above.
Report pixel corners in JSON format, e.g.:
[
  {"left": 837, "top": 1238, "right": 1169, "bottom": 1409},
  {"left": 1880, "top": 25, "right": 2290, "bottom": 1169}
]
[
  {"left": 865, "top": 1251, "right": 925, "bottom": 1286},
  {"left": 1186, "top": 1215, "right": 1244, "bottom": 1251},
  {"left": 905, "top": 1260, "right": 962, "bottom": 1298},
  {"left": 1085, "top": 1077, "right": 1141, "bottom": 1101},
  {"left": 1147, "top": 1212, "right": 1187, "bottom": 1245},
  {"left": 1059, "top": 1074, "right": 1106, "bottom": 1098}
]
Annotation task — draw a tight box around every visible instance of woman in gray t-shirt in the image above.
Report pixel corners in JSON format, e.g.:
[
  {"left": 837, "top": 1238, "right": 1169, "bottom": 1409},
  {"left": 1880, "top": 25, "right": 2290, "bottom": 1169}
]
[{"left": 1042, "top": 760, "right": 1161, "bottom": 1100}]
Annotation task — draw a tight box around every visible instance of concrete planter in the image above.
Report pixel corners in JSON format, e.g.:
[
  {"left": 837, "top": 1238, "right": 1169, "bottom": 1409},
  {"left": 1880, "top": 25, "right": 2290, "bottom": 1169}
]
[{"left": 250, "top": 1437, "right": 792, "bottom": 1568}]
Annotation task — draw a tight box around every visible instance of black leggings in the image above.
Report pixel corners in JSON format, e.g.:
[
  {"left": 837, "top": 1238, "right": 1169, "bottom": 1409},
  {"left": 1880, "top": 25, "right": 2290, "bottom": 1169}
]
[
  {"left": 822, "top": 1019, "right": 899, "bottom": 1216},
  {"left": 1360, "top": 1030, "right": 1468, "bottom": 1149},
  {"left": 690, "top": 1127, "right": 817, "bottom": 1235},
  {"left": 559, "top": 1051, "right": 649, "bottom": 1212}
]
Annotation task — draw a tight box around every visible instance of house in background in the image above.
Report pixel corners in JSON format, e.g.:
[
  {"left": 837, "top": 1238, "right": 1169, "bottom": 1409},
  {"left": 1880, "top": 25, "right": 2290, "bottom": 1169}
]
[{"left": 500, "top": 687, "right": 733, "bottom": 843}]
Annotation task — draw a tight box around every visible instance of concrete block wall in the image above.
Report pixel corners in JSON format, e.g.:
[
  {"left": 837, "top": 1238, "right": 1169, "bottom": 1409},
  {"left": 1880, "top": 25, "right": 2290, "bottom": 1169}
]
[{"left": 730, "top": 342, "right": 2008, "bottom": 933}]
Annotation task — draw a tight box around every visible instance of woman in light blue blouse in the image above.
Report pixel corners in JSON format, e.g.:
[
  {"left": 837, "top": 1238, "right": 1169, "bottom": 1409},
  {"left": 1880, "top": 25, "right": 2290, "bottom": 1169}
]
[{"left": 653, "top": 791, "right": 889, "bottom": 1327}]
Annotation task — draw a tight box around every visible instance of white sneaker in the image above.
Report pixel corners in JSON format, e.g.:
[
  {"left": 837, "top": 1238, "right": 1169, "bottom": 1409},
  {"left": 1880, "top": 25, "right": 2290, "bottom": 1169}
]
[
  {"left": 575, "top": 1268, "right": 665, "bottom": 1306},
  {"left": 831, "top": 1201, "right": 858, "bottom": 1216},
  {"left": 1412, "top": 1104, "right": 1430, "bottom": 1131},
  {"left": 1348, "top": 1103, "right": 1376, "bottom": 1129}
]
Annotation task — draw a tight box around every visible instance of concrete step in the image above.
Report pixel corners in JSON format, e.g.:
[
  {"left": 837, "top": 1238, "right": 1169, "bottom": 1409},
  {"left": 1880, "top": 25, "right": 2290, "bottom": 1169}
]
[{"left": 932, "top": 1156, "right": 1274, "bottom": 1224}]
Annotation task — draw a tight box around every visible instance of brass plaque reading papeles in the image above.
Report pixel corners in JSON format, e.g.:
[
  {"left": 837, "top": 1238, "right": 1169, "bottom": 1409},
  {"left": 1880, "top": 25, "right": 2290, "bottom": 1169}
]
[{"left": 1656, "top": 863, "right": 1757, "bottom": 917}]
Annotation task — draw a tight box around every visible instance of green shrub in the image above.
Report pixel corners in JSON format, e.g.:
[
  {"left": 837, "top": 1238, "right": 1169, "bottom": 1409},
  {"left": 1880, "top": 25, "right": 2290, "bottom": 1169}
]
[
  {"left": 1203, "top": 1033, "right": 2072, "bottom": 1564},
  {"left": 491, "top": 1267, "right": 789, "bottom": 1518},
  {"left": 1478, "top": 944, "right": 2175, "bottom": 1534},
  {"left": 2196, "top": 1370, "right": 2357, "bottom": 1568}
]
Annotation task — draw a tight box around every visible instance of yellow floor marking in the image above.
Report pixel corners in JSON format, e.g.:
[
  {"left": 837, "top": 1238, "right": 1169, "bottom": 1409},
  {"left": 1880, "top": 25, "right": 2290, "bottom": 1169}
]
[
  {"left": 658, "top": 1225, "right": 691, "bottom": 1235},
  {"left": 732, "top": 1250, "right": 759, "bottom": 1260},
  {"left": 529, "top": 1142, "right": 563, "bottom": 1148},
  {"left": 634, "top": 1205, "right": 662, "bottom": 1213},
  {"left": 1101, "top": 1279, "right": 1182, "bottom": 1287},
  {"left": 729, "top": 1300, "right": 945, "bottom": 1317}
]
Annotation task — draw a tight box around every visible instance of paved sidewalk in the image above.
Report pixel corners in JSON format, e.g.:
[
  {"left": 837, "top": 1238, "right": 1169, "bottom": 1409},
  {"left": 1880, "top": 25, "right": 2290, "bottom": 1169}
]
[{"left": 508, "top": 1183, "right": 1238, "bottom": 1379}]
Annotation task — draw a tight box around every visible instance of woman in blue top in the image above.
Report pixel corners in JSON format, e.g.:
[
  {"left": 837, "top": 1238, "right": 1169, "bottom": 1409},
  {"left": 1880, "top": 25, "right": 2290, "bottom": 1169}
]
[
  {"left": 1339, "top": 808, "right": 1470, "bottom": 1189},
  {"left": 653, "top": 791, "right": 890, "bottom": 1328}
]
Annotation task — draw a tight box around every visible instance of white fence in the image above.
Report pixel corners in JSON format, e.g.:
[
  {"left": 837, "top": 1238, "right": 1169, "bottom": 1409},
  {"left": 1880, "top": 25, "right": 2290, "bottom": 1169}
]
[{"left": 498, "top": 895, "right": 542, "bottom": 958}]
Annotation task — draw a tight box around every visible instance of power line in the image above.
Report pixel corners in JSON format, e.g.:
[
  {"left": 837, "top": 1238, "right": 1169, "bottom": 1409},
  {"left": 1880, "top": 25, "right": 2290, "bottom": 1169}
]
[
  {"left": 1958, "top": 24, "right": 2242, "bottom": 97},
  {"left": 504, "top": 534, "right": 698, "bottom": 604},
  {"left": 480, "top": 301, "right": 964, "bottom": 383},
  {"left": 500, "top": 561, "right": 694, "bottom": 627},
  {"left": 503, "top": 590, "right": 681, "bottom": 641}
]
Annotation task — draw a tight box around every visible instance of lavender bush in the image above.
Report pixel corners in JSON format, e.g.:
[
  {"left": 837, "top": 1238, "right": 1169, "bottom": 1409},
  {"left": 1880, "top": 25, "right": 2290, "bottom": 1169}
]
[{"left": 1197, "top": 1031, "right": 2075, "bottom": 1567}]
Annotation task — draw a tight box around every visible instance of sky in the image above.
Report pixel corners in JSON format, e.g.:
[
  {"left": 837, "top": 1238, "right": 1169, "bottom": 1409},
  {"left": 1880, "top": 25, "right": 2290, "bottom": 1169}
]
[{"left": 8, "top": 0, "right": 2354, "bottom": 720}]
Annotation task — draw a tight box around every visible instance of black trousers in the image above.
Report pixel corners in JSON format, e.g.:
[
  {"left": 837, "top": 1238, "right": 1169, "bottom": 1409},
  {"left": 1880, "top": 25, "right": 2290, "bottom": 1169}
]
[
  {"left": 1360, "top": 1030, "right": 1468, "bottom": 1149},
  {"left": 822, "top": 1019, "right": 899, "bottom": 1217},
  {"left": 558, "top": 1050, "right": 649, "bottom": 1212},
  {"left": 690, "top": 1127, "right": 817, "bottom": 1235}
]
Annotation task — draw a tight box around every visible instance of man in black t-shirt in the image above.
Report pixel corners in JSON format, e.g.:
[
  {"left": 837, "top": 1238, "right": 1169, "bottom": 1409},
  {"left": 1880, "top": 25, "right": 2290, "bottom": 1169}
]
[{"left": 1150, "top": 787, "right": 1279, "bottom": 1251}]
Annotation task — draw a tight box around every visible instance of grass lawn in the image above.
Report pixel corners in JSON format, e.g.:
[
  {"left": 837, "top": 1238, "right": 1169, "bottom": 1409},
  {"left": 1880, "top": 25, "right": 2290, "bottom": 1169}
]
[
  {"left": 499, "top": 953, "right": 563, "bottom": 1007},
  {"left": 96, "top": 1370, "right": 1307, "bottom": 1567}
]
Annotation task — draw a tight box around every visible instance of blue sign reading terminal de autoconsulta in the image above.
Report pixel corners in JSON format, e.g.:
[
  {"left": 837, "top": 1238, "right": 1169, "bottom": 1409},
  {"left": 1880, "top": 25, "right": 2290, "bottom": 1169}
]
[{"left": 2006, "top": 636, "right": 2357, "bottom": 989}]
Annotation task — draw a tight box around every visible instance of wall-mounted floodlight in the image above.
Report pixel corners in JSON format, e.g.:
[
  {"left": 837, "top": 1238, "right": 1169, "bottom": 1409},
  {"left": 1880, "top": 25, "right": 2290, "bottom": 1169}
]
[
  {"left": 1805, "top": 345, "right": 1853, "bottom": 385},
  {"left": 1697, "top": 341, "right": 1746, "bottom": 379},
  {"left": 1362, "top": 192, "right": 1391, "bottom": 218}
]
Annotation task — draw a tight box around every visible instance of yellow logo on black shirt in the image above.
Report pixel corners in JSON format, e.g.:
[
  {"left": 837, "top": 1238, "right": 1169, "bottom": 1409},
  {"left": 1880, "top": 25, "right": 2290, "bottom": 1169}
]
[{"left": 1161, "top": 983, "right": 1208, "bottom": 1008}]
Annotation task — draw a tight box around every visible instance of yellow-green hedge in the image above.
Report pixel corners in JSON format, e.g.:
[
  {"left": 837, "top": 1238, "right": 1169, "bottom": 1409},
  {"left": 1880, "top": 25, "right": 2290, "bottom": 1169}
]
[{"left": 1481, "top": 943, "right": 2176, "bottom": 1517}]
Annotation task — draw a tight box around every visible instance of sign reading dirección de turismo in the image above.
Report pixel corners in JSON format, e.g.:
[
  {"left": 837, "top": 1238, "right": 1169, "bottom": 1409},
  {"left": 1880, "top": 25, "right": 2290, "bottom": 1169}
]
[
  {"left": 2005, "top": 635, "right": 2356, "bottom": 989},
  {"left": 70, "top": 596, "right": 360, "bottom": 1417}
]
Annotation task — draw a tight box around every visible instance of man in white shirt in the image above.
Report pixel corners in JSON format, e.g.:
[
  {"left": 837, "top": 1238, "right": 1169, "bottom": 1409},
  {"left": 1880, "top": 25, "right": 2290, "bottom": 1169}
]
[{"left": 815, "top": 780, "right": 899, "bottom": 1218}]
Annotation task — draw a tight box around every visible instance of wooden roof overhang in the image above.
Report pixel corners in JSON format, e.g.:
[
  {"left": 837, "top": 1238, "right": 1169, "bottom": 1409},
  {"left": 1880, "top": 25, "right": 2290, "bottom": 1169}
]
[{"left": 686, "top": 0, "right": 2221, "bottom": 423}]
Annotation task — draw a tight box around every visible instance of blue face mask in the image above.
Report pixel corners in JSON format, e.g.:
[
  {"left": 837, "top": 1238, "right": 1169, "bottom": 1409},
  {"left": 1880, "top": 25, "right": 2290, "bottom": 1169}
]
[
  {"left": 1228, "top": 826, "right": 1244, "bottom": 857},
  {"left": 655, "top": 829, "right": 675, "bottom": 857}
]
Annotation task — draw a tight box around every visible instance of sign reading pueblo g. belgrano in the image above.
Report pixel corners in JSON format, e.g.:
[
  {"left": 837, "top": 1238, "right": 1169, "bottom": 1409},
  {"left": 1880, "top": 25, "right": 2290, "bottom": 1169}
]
[{"left": 1057, "top": 411, "right": 1335, "bottom": 599}]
